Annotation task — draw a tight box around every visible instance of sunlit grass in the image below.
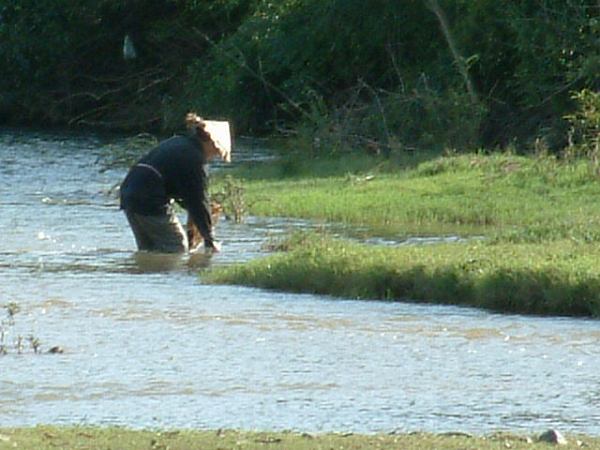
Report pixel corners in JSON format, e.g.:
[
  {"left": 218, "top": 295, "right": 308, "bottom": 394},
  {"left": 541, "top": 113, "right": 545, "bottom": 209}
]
[
  {"left": 209, "top": 152, "right": 600, "bottom": 317},
  {"left": 204, "top": 233, "right": 600, "bottom": 317},
  {"left": 219, "top": 152, "right": 600, "bottom": 242}
]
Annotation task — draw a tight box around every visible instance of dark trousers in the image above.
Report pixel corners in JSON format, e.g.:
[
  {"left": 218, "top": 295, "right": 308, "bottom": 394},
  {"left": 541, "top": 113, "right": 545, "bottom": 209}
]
[{"left": 124, "top": 209, "right": 188, "bottom": 253}]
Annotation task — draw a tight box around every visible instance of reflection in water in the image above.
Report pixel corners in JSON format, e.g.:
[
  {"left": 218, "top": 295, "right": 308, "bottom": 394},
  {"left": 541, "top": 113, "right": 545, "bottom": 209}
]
[
  {"left": 131, "top": 251, "right": 213, "bottom": 273},
  {"left": 1, "top": 130, "right": 600, "bottom": 435}
]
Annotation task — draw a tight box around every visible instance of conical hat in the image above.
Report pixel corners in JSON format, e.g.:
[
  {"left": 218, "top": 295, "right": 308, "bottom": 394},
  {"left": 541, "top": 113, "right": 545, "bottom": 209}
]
[{"left": 203, "top": 120, "right": 231, "bottom": 162}]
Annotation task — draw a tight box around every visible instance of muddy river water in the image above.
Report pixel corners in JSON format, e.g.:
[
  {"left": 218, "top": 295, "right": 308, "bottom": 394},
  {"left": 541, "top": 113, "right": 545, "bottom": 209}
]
[{"left": 0, "top": 130, "right": 599, "bottom": 435}]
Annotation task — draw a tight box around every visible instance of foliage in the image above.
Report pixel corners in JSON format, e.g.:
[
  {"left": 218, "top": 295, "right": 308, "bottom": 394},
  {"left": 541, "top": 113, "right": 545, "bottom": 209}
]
[
  {"left": 212, "top": 175, "right": 247, "bottom": 223},
  {"left": 180, "top": 0, "right": 598, "bottom": 150},
  {"left": 0, "top": 0, "right": 598, "bottom": 150},
  {"left": 564, "top": 89, "right": 600, "bottom": 167},
  {"left": 502, "top": 1, "right": 598, "bottom": 107},
  {"left": 453, "top": 0, "right": 599, "bottom": 148},
  {"left": 0, "top": 0, "right": 251, "bottom": 129}
]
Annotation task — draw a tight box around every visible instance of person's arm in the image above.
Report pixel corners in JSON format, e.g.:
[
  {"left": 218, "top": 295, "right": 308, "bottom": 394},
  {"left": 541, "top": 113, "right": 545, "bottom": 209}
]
[
  {"left": 187, "top": 197, "right": 218, "bottom": 251},
  {"left": 186, "top": 214, "right": 203, "bottom": 250},
  {"left": 182, "top": 164, "right": 219, "bottom": 252}
]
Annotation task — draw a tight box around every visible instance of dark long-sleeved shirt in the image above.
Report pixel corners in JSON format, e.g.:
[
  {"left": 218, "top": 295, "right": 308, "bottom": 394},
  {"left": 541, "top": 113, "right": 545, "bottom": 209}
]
[{"left": 120, "top": 135, "right": 215, "bottom": 247}]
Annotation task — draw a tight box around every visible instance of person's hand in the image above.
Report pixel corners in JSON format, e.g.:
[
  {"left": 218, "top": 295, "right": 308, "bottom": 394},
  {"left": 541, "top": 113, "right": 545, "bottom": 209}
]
[{"left": 206, "top": 240, "right": 221, "bottom": 253}]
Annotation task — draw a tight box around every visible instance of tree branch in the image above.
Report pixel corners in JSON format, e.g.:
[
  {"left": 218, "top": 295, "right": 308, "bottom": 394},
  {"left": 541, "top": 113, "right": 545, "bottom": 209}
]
[
  {"left": 424, "top": 0, "right": 479, "bottom": 105},
  {"left": 191, "top": 27, "right": 318, "bottom": 125}
]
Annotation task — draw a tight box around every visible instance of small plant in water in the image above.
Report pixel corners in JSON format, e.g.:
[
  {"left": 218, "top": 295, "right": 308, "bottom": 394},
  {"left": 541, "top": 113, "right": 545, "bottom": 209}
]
[
  {"left": 213, "top": 175, "right": 247, "bottom": 223},
  {"left": 0, "top": 303, "right": 19, "bottom": 355},
  {"left": 0, "top": 302, "right": 46, "bottom": 356},
  {"left": 28, "top": 335, "right": 42, "bottom": 354}
]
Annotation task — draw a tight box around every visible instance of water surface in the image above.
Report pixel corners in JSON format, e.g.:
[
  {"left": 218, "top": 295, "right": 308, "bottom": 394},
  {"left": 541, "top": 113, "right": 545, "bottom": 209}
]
[{"left": 0, "top": 130, "right": 599, "bottom": 435}]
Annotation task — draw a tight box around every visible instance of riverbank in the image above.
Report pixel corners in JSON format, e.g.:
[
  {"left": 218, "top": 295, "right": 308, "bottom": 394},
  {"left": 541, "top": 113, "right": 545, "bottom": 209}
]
[
  {"left": 218, "top": 151, "right": 600, "bottom": 243},
  {"left": 205, "top": 234, "right": 600, "bottom": 316},
  {"left": 206, "top": 152, "right": 600, "bottom": 317},
  {"left": 1, "top": 427, "right": 597, "bottom": 449}
]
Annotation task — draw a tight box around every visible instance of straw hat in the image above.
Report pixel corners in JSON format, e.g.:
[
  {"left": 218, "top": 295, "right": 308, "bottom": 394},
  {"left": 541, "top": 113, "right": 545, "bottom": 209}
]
[
  {"left": 186, "top": 113, "right": 232, "bottom": 163},
  {"left": 203, "top": 120, "right": 231, "bottom": 163}
]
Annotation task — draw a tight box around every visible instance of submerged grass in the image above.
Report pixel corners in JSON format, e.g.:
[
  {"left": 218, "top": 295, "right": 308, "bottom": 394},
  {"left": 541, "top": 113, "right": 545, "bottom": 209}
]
[{"left": 0, "top": 427, "right": 597, "bottom": 450}]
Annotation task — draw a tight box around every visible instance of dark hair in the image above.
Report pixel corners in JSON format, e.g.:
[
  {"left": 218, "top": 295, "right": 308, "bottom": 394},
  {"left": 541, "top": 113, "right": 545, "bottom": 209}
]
[{"left": 185, "top": 112, "right": 211, "bottom": 142}]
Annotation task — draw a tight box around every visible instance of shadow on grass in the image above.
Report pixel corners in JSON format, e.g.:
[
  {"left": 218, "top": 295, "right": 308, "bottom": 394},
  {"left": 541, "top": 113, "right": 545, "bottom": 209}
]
[{"left": 225, "top": 148, "right": 442, "bottom": 181}]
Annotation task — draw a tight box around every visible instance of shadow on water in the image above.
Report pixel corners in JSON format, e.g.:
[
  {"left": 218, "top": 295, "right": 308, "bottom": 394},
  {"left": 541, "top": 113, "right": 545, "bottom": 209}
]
[{"left": 1, "top": 129, "right": 600, "bottom": 436}]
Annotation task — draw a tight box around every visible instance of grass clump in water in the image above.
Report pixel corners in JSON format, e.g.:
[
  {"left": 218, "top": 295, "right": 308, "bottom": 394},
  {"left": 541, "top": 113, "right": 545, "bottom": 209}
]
[
  {"left": 0, "top": 302, "right": 49, "bottom": 355},
  {"left": 204, "top": 233, "right": 600, "bottom": 317}
]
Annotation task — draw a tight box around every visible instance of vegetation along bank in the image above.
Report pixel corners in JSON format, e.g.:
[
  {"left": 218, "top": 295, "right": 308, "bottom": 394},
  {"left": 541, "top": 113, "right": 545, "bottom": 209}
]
[
  {"left": 1, "top": 1, "right": 598, "bottom": 154},
  {"left": 1, "top": 1, "right": 598, "bottom": 314},
  {"left": 206, "top": 151, "right": 600, "bottom": 318}
]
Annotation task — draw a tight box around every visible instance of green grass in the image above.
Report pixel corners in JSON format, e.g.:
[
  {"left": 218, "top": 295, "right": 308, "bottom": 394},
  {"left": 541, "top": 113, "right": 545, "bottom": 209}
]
[
  {"left": 220, "top": 152, "right": 600, "bottom": 242},
  {"left": 0, "top": 427, "right": 597, "bottom": 450},
  {"left": 208, "top": 152, "right": 600, "bottom": 316},
  {"left": 204, "top": 233, "right": 600, "bottom": 317}
]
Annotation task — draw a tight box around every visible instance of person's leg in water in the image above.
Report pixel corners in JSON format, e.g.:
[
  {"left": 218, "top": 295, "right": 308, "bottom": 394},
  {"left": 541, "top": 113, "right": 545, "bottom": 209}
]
[{"left": 125, "top": 209, "right": 189, "bottom": 253}]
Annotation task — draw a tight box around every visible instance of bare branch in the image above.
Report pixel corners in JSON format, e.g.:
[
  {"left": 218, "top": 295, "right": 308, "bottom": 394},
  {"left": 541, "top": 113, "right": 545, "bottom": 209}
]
[
  {"left": 191, "top": 27, "right": 318, "bottom": 125},
  {"left": 424, "top": 0, "right": 479, "bottom": 105}
]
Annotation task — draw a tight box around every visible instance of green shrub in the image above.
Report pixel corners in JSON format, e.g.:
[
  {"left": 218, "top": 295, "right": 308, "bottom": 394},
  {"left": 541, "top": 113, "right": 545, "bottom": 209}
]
[{"left": 564, "top": 89, "right": 600, "bottom": 166}]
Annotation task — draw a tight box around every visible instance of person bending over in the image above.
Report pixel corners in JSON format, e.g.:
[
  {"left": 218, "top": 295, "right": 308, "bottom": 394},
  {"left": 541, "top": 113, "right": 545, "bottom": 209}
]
[{"left": 120, "top": 113, "right": 231, "bottom": 253}]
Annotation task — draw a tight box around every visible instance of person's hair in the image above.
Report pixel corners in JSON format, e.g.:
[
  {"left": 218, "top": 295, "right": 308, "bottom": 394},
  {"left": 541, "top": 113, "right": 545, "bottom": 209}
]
[{"left": 185, "top": 112, "right": 211, "bottom": 142}]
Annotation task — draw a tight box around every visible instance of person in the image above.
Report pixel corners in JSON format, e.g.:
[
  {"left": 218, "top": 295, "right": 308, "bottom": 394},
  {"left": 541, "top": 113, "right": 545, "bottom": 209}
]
[{"left": 120, "top": 113, "right": 231, "bottom": 253}]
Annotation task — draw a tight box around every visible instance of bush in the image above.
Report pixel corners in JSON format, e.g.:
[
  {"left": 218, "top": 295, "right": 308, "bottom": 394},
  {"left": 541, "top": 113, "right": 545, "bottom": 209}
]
[
  {"left": 564, "top": 89, "right": 600, "bottom": 164},
  {"left": 1, "top": 0, "right": 597, "bottom": 148}
]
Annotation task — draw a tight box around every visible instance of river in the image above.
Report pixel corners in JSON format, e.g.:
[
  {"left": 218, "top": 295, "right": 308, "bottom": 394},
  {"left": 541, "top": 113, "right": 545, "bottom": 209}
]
[{"left": 0, "top": 129, "right": 598, "bottom": 435}]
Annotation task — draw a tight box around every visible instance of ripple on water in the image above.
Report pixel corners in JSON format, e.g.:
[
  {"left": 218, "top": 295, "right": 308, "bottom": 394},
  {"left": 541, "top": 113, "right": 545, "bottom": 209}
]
[{"left": 1, "top": 131, "right": 600, "bottom": 435}]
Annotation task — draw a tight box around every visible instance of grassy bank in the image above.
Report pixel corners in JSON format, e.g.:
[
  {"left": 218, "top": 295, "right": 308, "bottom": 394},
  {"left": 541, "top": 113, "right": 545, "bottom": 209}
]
[
  {"left": 204, "top": 234, "right": 600, "bottom": 317},
  {"left": 224, "top": 152, "right": 600, "bottom": 243},
  {"left": 0, "top": 427, "right": 597, "bottom": 450},
  {"left": 207, "top": 152, "right": 600, "bottom": 317}
]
